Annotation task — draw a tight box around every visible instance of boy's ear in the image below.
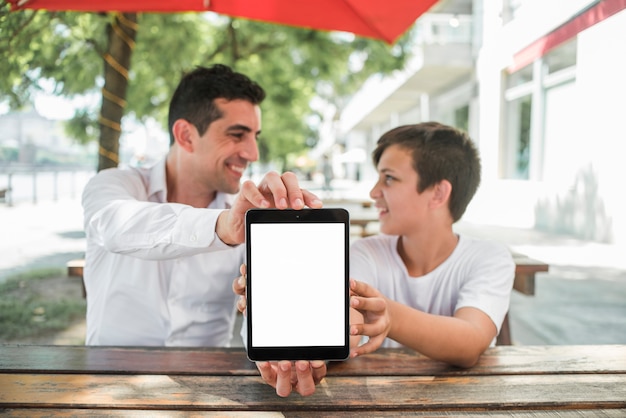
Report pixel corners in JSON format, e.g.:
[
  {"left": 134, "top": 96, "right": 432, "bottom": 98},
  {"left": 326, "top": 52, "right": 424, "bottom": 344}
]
[
  {"left": 171, "top": 119, "right": 195, "bottom": 152},
  {"left": 430, "top": 180, "right": 452, "bottom": 209}
]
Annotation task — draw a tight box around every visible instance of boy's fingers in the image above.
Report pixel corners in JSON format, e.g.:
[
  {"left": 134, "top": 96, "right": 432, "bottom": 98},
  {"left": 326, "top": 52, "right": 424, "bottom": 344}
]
[
  {"left": 350, "top": 279, "right": 380, "bottom": 298},
  {"left": 350, "top": 295, "right": 386, "bottom": 313}
]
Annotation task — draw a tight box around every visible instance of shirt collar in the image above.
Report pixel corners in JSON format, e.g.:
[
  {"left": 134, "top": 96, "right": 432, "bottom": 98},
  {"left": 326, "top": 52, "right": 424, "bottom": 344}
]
[
  {"left": 147, "top": 156, "right": 167, "bottom": 203},
  {"left": 147, "top": 156, "right": 235, "bottom": 209}
]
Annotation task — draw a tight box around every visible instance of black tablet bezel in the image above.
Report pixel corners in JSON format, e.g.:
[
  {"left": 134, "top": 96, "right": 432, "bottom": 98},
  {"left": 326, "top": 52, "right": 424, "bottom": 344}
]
[{"left": 245, "top": 208, "right": 350, "bottom": 361}]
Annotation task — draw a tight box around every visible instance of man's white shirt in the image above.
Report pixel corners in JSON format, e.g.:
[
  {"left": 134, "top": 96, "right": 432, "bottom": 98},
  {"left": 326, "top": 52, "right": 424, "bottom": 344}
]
[{"left": 82, "top": 158, "right": 244, "bottom": 346}]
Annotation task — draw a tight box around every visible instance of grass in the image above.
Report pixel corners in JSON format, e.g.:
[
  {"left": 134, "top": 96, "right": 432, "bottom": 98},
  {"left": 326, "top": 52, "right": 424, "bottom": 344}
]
[{"left": 0, "top": 267, "right": 86, "bottom": 341}]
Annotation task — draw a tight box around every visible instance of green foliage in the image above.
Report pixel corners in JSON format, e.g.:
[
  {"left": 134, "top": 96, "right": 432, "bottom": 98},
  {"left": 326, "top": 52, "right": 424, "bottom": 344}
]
[
  {"left": 1, "top": 2, "right": 412, "bottom": 164},
  {"left": 0, "top": 268, "right": 86, "bottom": 341},
  {"left": 64, "top": 108, "right": 99, "bottom": 145}
]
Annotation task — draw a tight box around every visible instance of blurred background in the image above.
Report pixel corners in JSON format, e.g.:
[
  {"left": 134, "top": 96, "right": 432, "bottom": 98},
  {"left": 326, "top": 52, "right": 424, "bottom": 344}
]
[{"left": 1, "top": 0, "right": 625, "bottom": 346}]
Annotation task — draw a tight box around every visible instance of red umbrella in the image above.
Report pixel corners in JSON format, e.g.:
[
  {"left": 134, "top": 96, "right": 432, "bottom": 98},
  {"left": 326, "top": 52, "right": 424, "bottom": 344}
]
[{"left": 8, "top": 0, "right": 439, "bottom": 44}]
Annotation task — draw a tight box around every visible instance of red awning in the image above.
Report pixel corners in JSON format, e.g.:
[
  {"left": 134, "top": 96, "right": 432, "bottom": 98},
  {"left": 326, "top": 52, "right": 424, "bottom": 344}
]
[
  {"left": 509, "top": 0, "right": 626, "bottom": 72},
  {"left": 8, "top": 0, "right": 440, "bottom": 44}
]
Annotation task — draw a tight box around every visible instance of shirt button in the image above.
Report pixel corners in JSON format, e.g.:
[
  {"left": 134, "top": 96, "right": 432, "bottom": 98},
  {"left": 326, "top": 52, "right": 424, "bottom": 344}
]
[{"left": 190, "top": 234, "right": 198, "bottom": 242}]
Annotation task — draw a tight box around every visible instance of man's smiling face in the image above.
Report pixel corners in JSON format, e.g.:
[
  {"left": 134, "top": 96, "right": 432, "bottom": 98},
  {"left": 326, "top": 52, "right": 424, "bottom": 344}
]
[{"left": 193, "top": 98, "right": 262, "bottom": 195}]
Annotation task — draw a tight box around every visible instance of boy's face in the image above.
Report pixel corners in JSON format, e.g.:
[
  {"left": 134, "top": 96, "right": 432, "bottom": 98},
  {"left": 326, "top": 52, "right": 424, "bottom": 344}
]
[{"left": 370, "top": 144, "right": 434, "bottom": 235}]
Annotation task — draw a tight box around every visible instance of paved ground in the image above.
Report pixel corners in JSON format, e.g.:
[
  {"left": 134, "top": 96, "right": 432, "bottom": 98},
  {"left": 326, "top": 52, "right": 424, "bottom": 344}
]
[
  {"left": 2, "top": 195, "right": 625, "bottom": 346},
  {"left": 454, "top": 222, "right": 626, "bottom": 345}
]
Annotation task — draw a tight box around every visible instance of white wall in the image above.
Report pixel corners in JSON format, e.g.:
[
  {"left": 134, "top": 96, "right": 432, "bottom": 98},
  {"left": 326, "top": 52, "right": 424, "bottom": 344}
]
[
  {"left": 575, "top": 9, "right": 626, "bottom": 244},
  {"left": 469, "top": 6, "right": 626, "bottom": 243}
]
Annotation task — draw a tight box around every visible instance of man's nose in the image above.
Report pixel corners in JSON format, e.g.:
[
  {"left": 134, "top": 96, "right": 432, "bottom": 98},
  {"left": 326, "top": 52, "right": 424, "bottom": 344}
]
[{"left": 240, "top": 137, "right": 259, "bottom": 162}]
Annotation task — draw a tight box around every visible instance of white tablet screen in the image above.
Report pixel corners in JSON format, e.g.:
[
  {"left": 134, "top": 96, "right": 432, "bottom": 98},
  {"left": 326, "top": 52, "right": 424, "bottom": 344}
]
[{"left": 250, "top": 222, "right": 345, "bottom": 347}]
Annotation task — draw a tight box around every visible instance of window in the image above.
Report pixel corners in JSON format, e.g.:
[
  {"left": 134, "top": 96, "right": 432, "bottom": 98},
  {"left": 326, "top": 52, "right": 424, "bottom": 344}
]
[
  {"left": 503, "top": 96, "right": 532, "bottom": 179},
  {"left": 454, "top": 105, "right": 469, "bottom": 133},
  {"left": 501, "top": 40, "right": 577, "bottom": 180}
]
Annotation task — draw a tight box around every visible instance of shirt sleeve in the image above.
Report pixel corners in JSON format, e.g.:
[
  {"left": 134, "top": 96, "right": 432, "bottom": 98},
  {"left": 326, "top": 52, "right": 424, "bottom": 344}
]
[
  {"left": 82, "top": 167, "right": 233, "bottom": 260},
  {"left": 455, "top": 240, "right": 515, "bottom": 333},
  {"left": 350, "top": 237, "right": 383, "bottom": 288}
]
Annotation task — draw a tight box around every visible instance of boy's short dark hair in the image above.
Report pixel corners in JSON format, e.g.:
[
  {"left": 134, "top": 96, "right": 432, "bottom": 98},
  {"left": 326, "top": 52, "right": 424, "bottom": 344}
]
[
  {"left": 372, "top": 122, "right": 481, "bottom": 222},
  {"left": 167, "top": 64, "right": 266, "bottom": 145}
]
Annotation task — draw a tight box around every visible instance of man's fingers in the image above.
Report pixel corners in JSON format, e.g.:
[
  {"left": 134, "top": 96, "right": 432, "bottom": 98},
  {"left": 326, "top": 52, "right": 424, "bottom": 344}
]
[
  {"left": 310, "top": 360, "right": 327, "bottom": 385},
  {"left": 257, "top": 360, "right": 324, "bottom": 397},
  {"left": 241, "top": 171, "right": 322, "bottom": 211},
  {"left": 256, "top": 171, "right": 288, "bottom": 209},
  {"left": 279, "top": 172, "right": 304, "bottom": 209},
  {"left": 294, "top": 361, "right": 316, "bottom": 396},
  {"left": 239, "top": 180, "right": 271, "bottom": 209},
  {"left": 302, "top": 189, "right": 323, "bottom": 209},
  {"left": 232, "top": 266, "right": 246, "bottom": 295},
  {"left": 280, "top": 172, "right": 322, "bottom": 209},
  {"left": 256, "top": 361, "right": 277, "bottom": 387},
  {"left": 236, "top": 295, "right": 246, "bottom": 313},
  {"left": 275, "top": 361, "right": 293, "bottom": 397},
  {"left": 257, "top": 171, "right": 322, "bottom": 210}
]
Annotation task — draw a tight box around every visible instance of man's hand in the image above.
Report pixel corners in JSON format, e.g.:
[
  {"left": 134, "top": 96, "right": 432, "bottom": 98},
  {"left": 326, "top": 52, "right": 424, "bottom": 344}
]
[
  {"left": 257, "top": 360, "right": 327, "bottom": 397},
  {"left": 233, "top": 264, "right": 246, "bottom": 314},
  {"left": 349, "top": 279, "right": 391, "bottom": 358},
  {"left": 232, "top": 264, "right": 327, "bottom": 397},
  {"left": 217, "top": 171, "right": 322, "bottom": 245}
]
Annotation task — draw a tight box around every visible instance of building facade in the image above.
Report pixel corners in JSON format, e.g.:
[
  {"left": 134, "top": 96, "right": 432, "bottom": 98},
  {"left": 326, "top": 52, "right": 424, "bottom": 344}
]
[{"left": 336, "top": 0, "right": 626, "bottom": 244}]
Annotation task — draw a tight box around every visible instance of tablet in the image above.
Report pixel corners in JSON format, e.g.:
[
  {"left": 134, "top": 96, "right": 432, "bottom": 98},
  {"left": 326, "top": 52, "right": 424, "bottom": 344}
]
[{"left": 245, "top": 208, "right": 350, "bottom": 361}]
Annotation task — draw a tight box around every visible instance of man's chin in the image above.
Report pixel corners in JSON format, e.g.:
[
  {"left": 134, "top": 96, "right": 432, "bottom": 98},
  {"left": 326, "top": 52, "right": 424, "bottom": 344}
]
[{"left": 225, "top": 182, "right": 242, "bottom": 195}]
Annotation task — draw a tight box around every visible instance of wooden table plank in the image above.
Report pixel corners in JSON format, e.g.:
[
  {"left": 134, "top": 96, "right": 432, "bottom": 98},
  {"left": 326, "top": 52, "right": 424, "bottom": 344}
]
[
  {"left": 332, "top": 345, "right": 626, "bottom": 375},
  {"left": 0, "top": 346, "right": 257, "bottom": 376},
  {"left": 2, "top": 409, "right": 625, "bottom": 417},
  {"left": 1, "top": 373, "right": 625, "bottom": 411},
  {"left": 2, "top": 346, "right": 624, "bottom": 376}
]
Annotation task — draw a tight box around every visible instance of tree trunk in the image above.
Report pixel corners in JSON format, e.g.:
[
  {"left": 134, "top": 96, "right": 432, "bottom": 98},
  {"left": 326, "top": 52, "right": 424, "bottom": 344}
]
[{"left": 97, "top": 13, "right": 138, "bottom": 171}]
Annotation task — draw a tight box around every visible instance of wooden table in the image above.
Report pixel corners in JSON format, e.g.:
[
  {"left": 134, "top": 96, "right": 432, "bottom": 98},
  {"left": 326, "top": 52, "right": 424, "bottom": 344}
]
[
  {"left": 511, "top": 253, "right": 549, "bottom": 296},
  {"left": 1, "top": 345, "right": 624, "bottom": 416},
  {"left": 324, "top": 199, "right": 379, "bottom": 237}
]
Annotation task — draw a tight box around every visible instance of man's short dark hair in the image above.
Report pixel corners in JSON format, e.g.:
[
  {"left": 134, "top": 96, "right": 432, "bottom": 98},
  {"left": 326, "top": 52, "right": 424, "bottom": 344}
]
[
  {"left": 372, "top": 122, "right": 481, "bottom": 222},
  {"left": 168, "top": 64, "right": 266, "bottom": 145}
]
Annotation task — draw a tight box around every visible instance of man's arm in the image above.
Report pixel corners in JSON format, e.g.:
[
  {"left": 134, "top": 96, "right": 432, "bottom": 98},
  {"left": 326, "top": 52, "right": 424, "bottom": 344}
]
[{"left": 83, "top": 168, "right": 228, "bottom": 259}]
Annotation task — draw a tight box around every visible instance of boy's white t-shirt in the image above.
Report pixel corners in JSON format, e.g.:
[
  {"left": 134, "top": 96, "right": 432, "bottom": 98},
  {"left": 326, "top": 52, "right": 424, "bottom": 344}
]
[{"left": 350, "top": 234, "right": 515, "bottom": 348}]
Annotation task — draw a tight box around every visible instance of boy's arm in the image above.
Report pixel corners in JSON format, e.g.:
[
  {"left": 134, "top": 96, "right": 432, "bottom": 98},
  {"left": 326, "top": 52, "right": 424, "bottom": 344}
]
[{"left": 386, "top": 302, "right": 495, "bottom": 367}]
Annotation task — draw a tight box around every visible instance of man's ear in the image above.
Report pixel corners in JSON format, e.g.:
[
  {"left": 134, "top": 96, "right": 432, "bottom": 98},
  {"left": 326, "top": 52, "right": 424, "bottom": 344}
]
[
  {"left": 171, "top": 119, "right": 195, "bottom": 153},
  {"left": 430, "top": 180, "right": 452, "bottom": 209}
]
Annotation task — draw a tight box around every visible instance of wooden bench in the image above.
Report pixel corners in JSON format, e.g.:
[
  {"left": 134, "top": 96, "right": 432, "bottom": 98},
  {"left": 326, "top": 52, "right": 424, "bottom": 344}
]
[
  {"left": 67, "top": 258, "right": 86, "bottom": 298},
  {"left": 65, "top": 253, "right": 548, "bottom": 345},
  {"left": 324, "top": 198, "right": 373, "bottom": 208},
  {"left": 511, "top": 253, "right": 549, "bottom": 296},
  {"left": 497, "top": 253, "right": 549, "bottom": 345},
  {"left": 350, "top": 217, "right": 378, "bottom": 237}
]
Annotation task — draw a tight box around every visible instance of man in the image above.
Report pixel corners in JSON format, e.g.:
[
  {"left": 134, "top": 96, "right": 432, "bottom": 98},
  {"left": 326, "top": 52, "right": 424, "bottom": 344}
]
[{"left": 82, "top": 64, "right": 322, "bottom": 351}]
